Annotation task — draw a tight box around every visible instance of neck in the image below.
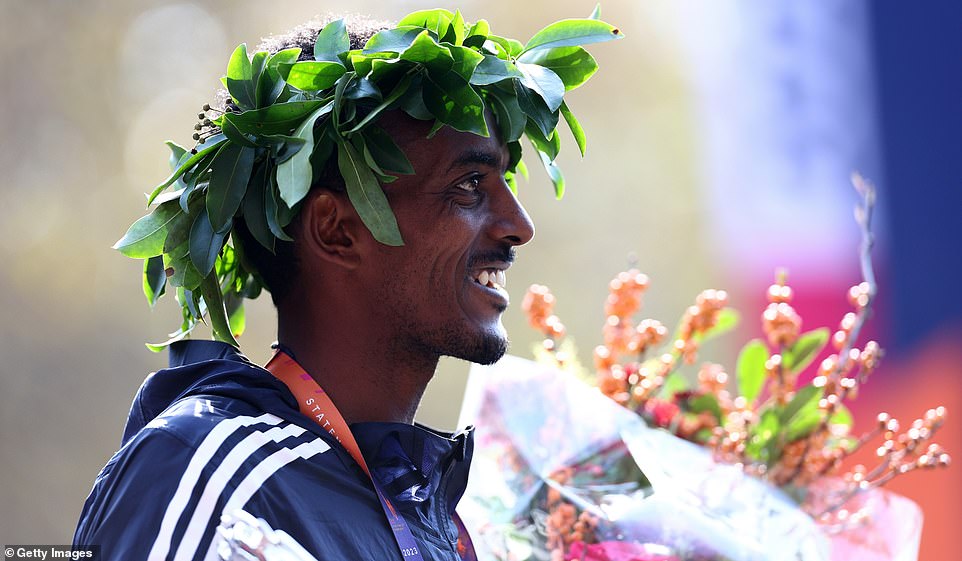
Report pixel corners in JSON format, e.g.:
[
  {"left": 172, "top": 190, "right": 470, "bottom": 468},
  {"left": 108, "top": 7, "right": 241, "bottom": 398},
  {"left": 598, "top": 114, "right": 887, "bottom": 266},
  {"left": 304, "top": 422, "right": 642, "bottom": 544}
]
[{"left": 276, "top": 304, "right": 439, "bottom": 425}]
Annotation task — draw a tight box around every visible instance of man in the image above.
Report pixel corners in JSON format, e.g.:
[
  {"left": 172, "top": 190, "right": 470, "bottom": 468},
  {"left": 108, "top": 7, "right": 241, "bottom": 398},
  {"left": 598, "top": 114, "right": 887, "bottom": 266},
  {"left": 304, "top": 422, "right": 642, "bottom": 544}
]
[{"left": 75, "top": 10, "right": 619, "bottom": 561}]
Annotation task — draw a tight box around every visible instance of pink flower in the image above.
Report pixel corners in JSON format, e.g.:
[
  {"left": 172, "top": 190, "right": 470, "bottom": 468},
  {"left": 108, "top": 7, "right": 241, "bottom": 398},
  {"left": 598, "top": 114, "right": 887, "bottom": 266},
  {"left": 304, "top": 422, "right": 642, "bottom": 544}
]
[
  {"left": 566, "top": 540, "right": 679, "bottom": 561},
  {"left": 644, "top": 399, "right": 680, "bottom": 428}
]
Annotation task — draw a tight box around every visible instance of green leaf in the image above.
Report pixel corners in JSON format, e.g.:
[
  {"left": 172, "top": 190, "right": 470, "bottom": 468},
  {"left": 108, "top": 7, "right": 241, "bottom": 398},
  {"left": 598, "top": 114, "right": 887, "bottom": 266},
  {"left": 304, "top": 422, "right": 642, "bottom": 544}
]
[
  {"left": 364, "top": 26, "right": 424, "bottom": 54},
  {"left": 698, "top": 307, "right": 740, "bottom": 342},
  {"left": 147, "top": 137, "right": 226, "bottom": 204},
  {"left": 737, "top": 339, "right": 770, "bottom": 403},
  {"left": 449, "top": 46, "right": 485, "bottom": 81},
  {"left": 145, "top": 322, "right": 197, "bottom": 353},
  {"left": 560, "top": 101, "right": 586, "bottom": 156},
  {"left": 486, "top": 88, "right": 526, "bottom": 142},
  {"left": 780, "top": 385, "right": 823, "bottom": 425},
  {"left": 166, "top": 141, "right": 188, "bottom": 171},
  {"left": 276, "top": 102, "right": 333, "bottom": 207},
  {"left": 400, "top": 30, "right": 454, "bottom": 74},
  {"left": 470, "top": 55, "right": 522, "bottom": 86},
  {"left": 362, "top": 125, "right": 414, "bottom": 174},
  {"left": 220, "top": 114, "right": 258, "bottom": 147},
  {"left": 518, "top": 46, "right": 598, "bottom": 91},
  {"left": 589, "top": 4, "right": 602, "bottom": 19},
  {"left": 746, "top": 409, "right": 781, "bottom": 464},
  {"left": 343, "top": 76, "right": 381, "bottom": 101},
  {"left": 488, "top": 35, "right": 524, "bottom": 57},
  {"left": 314, "top": 19, "right": 350, "bottom": 63},
  {"left": 397, "top": 9, "right": 455, "bottom": 38},
  {"left": 199, "top": 272, "right": 239, "bottom": 347},
  {"left": 464, "top": 19, "right": 490, "bottom": 49},
  {"left": 164, "top": 240, "right": 203, "bottom": 290},
  {"left": 226, "top": 44, "right": 255, "bottom": 109},
  {"left": 525, "top": 120, "right": 560, "bottom": 161},
  {"left": 279, "top": 61, "right": 346, "bottom": 91},
  {"left": 241, "top": 164, "right": 276, "bottom": 252},
  {"left": 113, "top": 200, "right": 183, "bottom": 258},
  {"left": 344, "top": 74, "right": 414, "bottom": 134},
  {"left": 143, "top": 255, "right": 167, "bottom": 307},
  {"left": 537, "top": 150, "right": 565, "bottom": 199},
  {"left": 522, "top": 18, "right": 624, "bottom": 55},
  {"left": 515, "top": 80, "right": 558, "bottom": 138},
  {"left": 249, "top": 51, "right": 269, "bottom": 107},
  {"left": 518, "top": 62, "right": 565, "bottom": 112},
  {"left": 228, "top": 100, "right": 327, "bottom": 136},
  {"left": 830, "top": 403, "right": 853, "bottom": 427},
  {"left": 207, "top": 144, "right": 255, "bottom": 232},
  {"left": 335, "top": 137, "right": 403, "bottom": 246},
  {"left": 687, "top": 393, "right": 723, "bottom": 422},
  {"left": 349, "top": 51, "right": 396, "bottom": 77},
  {"left": 448, "top": 10, "right": 466, "bottom": 46},
  {"left": 658, "top": 370, "right": 690, "bottom": 398},
  {"left": 189, "top": 210, "right": 228, "bottom": 276},
  {"left": 265, "top": 175, "right": 294, "bottom": 242},
  {"left": 784, "top": 328, "right": 830, "bottom": 374},
  {"left": 228, "top": 299, "right": 246, "bottom": 337},
  {"left": 423, "top": 72, "right": 489, "bottom": 136}
]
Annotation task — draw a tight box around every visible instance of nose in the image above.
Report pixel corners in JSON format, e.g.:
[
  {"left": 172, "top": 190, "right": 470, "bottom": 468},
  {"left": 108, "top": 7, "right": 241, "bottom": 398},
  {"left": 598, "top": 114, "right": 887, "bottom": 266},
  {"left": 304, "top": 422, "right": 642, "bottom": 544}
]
[{"left": 489, "top": 182, "right": 535, "bottom": 247}]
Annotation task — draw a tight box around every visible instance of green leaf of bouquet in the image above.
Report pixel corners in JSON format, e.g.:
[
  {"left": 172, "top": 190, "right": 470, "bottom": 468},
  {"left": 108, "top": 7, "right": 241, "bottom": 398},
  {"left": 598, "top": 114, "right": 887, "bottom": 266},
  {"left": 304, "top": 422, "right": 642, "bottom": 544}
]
[
  {"left": 362, "top": 124, "right": 415, "bottom": 174},
  {"left": 522, "top": 18, "right": 624, "bottom": 55},
  {"left": 687, "top": 393, "right": 723, "bottom": 423},
  {"left": 746, "top": 408, "right": 780, "bottom": 463},
  {"left": 448, "top": 10, "right": 466, "bottom": 46},
  {"left": 736, "top": 339, "right": 770, "bottom": 403},
  {"left": 400, "top": 30, "right": 454, "bottom": 74},
  {"left": 783, "top": 328, "right": 830, "bottom": 374},
  {"left": 207, "top": 144, "right": 255, "bottom": 232},
  {"left": 276, "top": 102, "right": 333, "bottom": 207},
  {"left": 241, "top": 165, "right": 276, "bottom": 253},
  {"left": 559, "top": 101, "right": 587, "bottom": 157},
  {"left": 398, "top": 9, "right": 455, "bottom": 38},
  {"left": 228, "top": 100, "right": 327, "bottom": 136},
  {"left": 336, "top": 137, "right": 403, "bottom": 246},
  {"left": 486, "top": 88, "right": 526, "bottom": 142},
  {"left": 147, "top": 137, "right": 227, "bottom": 205},
  {"left": 249, "top": 51, "right": 269, "bottom": 106},
  {"left": 780, "top": 384, "right": 823, "bottom": 425},
  {"left": 398, "top": 76, "right": 434, "bottom": 121},
  {"left": 515, "top": 80, "right": 558, "bottom": 138},
  {"left": 449, "top": 46, "right": 485, "bottom": 81},
  {"left": 261, "top": 134, "right": 306, "bottom": 163},
  {"left": 314, "top": 19, "right": 350, "bottom": 63},
  {"left": 830, "top": 403, "right": 853, "bottom": 427},
  {"left": 518, "top": 46, "right": 598, "bottom": 91},
  {"left": 113, "top": 200, "right": 183, "bottom": 258},
  {"left": 189, "top": 210, "right": 228, "bottom": 276},
  {"left": 145, "top": 322, "right": 197, "bottom": 353},
  {"left": 537, "top": 150, "right": 565, "bottom": 198},
  {"left": 518, "top": 62, "right": 565, "bottom": 112},
  {"left": 364, "top": 26, "right": 424, "bottom": 54},
  {"left": 227, "top": 43, "right": 253, "bottom": 81},
  {"left": 470, "top": 55, "right": 523, "bottom": 86},
  {"left": 423, "top": 72, "right": 489, "bottom": 136},
  {"left": 279, "top": 60, "right": 346, "bottom": 91},
  {"left": 143, "top": 255, "right": 167, "bottom": 307},
  {"left": 164, "top": 240, "right": 203, "bottom": 290},
  {"left": 589, "top": 4, "right": 602, "bottom": 20},
  {"left": 199, "top": 272, "right": 239, "bottom": 347},
  {"left": 343, "top": 76, "right": 382, "bottom": 101},
  {"left": 267, "top": 48, "right": 301, "bottom": 73}
]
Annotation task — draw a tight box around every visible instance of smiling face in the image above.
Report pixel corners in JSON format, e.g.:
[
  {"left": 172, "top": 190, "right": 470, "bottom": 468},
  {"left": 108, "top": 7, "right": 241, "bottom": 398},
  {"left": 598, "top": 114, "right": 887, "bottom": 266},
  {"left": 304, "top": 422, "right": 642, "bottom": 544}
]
[{"left": 358, "top": 111, "right": 535, "bottom": 365}]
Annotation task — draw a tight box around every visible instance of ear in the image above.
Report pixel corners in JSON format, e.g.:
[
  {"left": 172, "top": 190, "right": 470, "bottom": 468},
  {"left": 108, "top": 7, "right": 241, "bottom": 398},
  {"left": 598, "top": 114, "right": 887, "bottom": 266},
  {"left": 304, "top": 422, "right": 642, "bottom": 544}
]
[{"left": 298, "top": 191, "right": 362, "bottom": 269}]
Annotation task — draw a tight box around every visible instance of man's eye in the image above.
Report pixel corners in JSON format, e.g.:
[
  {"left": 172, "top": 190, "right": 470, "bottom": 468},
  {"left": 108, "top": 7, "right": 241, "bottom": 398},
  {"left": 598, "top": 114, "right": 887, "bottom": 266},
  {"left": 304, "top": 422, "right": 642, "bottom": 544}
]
[{"left": 454, "top": 175, "right": 482, "bottom": 192}]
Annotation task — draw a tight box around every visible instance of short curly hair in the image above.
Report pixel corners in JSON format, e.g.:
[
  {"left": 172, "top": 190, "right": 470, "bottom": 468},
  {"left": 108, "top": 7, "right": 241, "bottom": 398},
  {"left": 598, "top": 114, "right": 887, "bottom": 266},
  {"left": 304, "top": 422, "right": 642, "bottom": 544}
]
[{"left": 232, "top": 16, "right": 392, "bottom": 306}]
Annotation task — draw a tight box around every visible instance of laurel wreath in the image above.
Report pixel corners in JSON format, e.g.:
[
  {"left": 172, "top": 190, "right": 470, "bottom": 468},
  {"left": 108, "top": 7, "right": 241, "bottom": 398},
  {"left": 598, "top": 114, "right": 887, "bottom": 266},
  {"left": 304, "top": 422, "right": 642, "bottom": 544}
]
[{"left": 113, "top": 7, "right": 622, "bottom": 350}]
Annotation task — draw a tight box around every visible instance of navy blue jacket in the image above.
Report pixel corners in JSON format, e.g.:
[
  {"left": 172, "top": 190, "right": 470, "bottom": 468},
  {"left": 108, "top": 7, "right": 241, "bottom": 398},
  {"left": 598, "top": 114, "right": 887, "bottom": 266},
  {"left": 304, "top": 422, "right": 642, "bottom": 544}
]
[{"left": 74, "top": 340, "right": 474, "bottom": 561}]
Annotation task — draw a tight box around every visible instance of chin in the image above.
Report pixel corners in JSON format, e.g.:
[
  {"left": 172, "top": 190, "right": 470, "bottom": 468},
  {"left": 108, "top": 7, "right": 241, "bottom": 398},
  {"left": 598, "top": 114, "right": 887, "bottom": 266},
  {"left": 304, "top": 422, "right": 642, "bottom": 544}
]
[{"left": 442, "top": 322, "right": 509, "bottom": 365}]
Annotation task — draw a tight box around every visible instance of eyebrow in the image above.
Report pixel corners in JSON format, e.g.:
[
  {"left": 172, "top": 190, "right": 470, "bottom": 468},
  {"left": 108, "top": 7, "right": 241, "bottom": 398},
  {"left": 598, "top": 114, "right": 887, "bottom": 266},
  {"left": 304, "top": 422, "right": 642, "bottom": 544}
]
[{"left": 445, "top": 148, "right": 503, "bottom": 173}]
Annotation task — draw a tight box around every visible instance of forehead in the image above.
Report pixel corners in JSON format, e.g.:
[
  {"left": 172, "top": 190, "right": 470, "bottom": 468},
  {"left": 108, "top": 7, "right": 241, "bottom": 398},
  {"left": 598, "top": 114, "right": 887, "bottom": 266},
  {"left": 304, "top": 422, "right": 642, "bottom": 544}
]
[{"left": 376, "top": 110, "right": 507, "bottom": 175}]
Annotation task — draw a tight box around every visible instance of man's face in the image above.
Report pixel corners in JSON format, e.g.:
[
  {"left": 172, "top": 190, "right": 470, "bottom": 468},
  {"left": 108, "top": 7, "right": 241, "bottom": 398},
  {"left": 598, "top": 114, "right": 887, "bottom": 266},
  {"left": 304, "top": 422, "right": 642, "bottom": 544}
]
[{"left": 361, "top": 112, "right": 535, "bottom": 365}]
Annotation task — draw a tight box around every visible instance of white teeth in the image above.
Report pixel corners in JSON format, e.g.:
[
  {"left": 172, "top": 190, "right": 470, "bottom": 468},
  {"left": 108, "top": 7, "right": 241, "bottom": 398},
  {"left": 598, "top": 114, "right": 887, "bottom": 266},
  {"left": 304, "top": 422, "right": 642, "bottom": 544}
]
[
  {"left": 478, "top": 271, "right": 490, "bottom": 286},
  {"left": 496, "top": 270, "right": 506, "bottom": 287}
]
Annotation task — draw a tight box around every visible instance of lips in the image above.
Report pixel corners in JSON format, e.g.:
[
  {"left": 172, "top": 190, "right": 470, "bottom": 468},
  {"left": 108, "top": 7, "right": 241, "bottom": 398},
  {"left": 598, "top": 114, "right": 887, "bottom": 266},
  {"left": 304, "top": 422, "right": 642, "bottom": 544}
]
[{"left": 470, "top": 267, "right": 510, "bottom": 304}]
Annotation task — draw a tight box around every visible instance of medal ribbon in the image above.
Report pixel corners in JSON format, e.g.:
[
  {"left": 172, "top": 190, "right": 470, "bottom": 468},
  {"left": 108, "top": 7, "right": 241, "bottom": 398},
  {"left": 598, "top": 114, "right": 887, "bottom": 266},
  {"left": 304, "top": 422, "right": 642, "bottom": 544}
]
[{"left": 265, "top": 349, "right": 476, "bottom": 561}]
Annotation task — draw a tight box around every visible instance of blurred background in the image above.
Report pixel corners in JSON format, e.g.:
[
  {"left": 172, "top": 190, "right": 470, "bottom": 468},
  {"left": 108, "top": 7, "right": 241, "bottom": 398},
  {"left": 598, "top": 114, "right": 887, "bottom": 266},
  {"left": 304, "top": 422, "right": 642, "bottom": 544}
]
[{"left": 1, "top": 0, "right": 958, "bottom": 558}]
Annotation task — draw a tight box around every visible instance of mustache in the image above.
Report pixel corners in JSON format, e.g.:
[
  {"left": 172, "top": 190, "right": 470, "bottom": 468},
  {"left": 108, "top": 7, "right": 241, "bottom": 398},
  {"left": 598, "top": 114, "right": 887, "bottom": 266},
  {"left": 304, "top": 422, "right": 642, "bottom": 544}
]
[{"left": 467, "top": 247, "right": 516, "bottom": 269}]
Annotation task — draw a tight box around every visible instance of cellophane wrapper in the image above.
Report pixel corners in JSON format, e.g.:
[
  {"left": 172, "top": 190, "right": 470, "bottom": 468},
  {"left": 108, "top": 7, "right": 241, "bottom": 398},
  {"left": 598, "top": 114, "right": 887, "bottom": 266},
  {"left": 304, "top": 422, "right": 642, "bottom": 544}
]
[{"left": 457, "top": 356, "right": 922, "bottom": 561}]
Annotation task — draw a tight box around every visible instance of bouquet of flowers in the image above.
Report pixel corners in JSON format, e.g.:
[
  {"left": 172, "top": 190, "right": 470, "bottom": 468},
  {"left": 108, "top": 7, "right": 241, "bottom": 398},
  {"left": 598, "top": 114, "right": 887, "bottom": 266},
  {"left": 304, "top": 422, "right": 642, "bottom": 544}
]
[{"left": 458, "top": 176, "right": 949, "bottom": 561}]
